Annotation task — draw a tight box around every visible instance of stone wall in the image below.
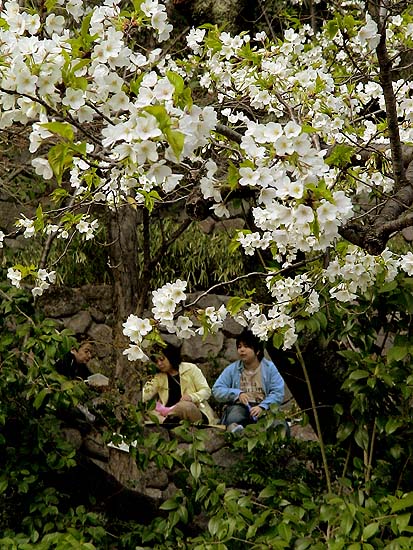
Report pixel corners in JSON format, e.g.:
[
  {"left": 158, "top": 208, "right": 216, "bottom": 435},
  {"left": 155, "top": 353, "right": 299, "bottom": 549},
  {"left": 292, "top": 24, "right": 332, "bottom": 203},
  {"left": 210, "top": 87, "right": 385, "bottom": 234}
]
[
  {"left": 38, "top": 284, "right": 295, "bottom": 414},
  {"left": 38, "top": 284, "right": 247, "bottom": 387}
]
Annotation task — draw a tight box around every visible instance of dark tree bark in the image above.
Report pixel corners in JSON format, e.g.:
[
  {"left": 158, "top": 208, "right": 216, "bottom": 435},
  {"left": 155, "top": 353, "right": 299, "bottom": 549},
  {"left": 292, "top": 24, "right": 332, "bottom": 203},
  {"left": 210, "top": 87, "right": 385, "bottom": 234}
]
[
  {"left": 266, "top": 338, "right": 349, "bottom": 443},
  {"left": 108, "top": 204, "right": 142, "bottom": 402}
]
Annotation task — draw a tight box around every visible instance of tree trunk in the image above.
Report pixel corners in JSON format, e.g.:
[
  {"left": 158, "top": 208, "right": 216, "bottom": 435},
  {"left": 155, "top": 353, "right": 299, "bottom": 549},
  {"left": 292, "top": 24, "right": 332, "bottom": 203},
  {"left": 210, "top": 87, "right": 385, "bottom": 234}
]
[
  {"left": 266, "top": 337, "right": 350, "bottom": 443},
  {"left": 108, "top": 205, "right": 143, "bottom": 403}
]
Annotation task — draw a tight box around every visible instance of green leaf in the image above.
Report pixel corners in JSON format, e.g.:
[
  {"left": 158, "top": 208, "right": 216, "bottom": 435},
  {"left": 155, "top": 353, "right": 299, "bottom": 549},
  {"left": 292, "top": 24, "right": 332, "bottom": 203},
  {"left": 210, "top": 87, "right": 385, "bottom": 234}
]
[
  {"left": 258, "top": 486, "right": 276, "bottom": 499},
  {"left": 272, "top": 332, "right": 284, "bottom": 349},
  {"left": 362, "top": 522, "right": 379, "bottom": 539},
  {"left": 164, "top": 127, "right": 184, "bottom": 160},
  {"left": 227, "top": 296, "right": 250, "bottom": 315},
  {"left": 33, "top": 388, "right": 51, "bottom": 410},
  {"left": 386, "top": 345, "right": 409, "bottom": 363},
  {"left": 395, "top": 513, "right": 411, "bottom": 533},
  {"left": 0, "top": 478, "right": 8, "bottom": 494},
  {"left": 167, "top": 71, "right": 184, "bottom": 95},
  {"left": 42, "top": 122, "right": 74, "bottom": 141},
  {"left": 159, "top": 498, "right": 179, "bottom": 511},
  {"left": 354, "top": 427, "right": 369, "bottom": 451},
  {"left": 48, "top": 143, "right": 73, "bottom": 184},
  {"left": 227, "top": 162, "right": 239, "bottom": 189},
  {"left": 349, "top": 369, "right": 370, "bottom": 380},
  {"left": 325, "top": 144, "right": 354, "bottom": 168},
  {"left": 385, "top": 417, "right": 403, "bottom": 435},
  {"left": 336, "top": 422, "right": 354, "bottom": 442},
  {"left": 278, "top": 522, "right": 292, "bottom": 542},
  {"left": 190, "top": 461, "right": 201, "bottom": 480},
  {"left": 51, "top": 187, "right": 70, "bottom": 204},
  {"left": 326, "top": 19, "right": 339, "bottom": 39},
  {"left": 45, "top": 0, "right": 58, "bottom": 10},
  {"left": 391, "top": 492, "right": 413, "bottom": 513},
  {"left": 144, "top": 105, "right": 170, "bottom": 130},
  {"left": 34, "top": 203, "right": 44, "bottom": 232},
  {"left": 341, "top": 511, "right": 354, "bottom": 535}
]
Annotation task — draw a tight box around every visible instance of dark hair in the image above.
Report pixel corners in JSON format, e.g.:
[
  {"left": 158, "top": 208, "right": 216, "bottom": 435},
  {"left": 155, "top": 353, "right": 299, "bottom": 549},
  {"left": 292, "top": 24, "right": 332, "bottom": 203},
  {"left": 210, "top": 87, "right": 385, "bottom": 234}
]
[
  {"left": 236, "top": 329, "right": 264, "bottom": 360},
  {"left": 151, "top": 342, "right": 181, "bottom": 369}
]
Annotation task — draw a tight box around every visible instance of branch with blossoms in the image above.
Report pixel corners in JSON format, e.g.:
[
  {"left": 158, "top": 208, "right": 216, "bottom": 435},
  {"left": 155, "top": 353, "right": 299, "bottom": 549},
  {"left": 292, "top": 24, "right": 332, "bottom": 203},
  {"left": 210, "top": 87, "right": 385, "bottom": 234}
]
[{"left": 3, "top": 0, "right": 413, "bottom": 357}]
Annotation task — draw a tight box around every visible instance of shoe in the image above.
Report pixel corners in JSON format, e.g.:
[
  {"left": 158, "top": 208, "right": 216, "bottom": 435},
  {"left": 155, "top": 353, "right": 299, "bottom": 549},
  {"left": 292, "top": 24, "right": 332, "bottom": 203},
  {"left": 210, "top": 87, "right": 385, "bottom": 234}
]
[{"left": 227, "top": 422, "right": 244, "bottom": 434}]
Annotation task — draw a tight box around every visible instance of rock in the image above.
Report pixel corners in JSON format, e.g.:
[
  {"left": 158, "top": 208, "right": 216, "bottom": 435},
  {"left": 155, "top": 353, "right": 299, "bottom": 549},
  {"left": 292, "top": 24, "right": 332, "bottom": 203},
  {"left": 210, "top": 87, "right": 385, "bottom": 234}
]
[
  {"left": 63, "top": 310, "right": 92, "bottom": 334},
  {"left": 87, "top": 323, "right": 113, "bottom": 358},
  {"left": 181, "top": 331, "right": 224, "bottom": 362},
  {"left": 39, "top": 287, "right": 83, "bottom": 317},
  {"left": 143, "top": 465, "right": 169, "bottom": 489},
  {"left": 211, "top": 446, "right": 243, "bottom": 469},
  {"left": 203, "top": 427, "right": 227, "bottom": 453},
  {"left": 222, "top": 317, "right": 245, "bottom": 338},
  {"left": 83, "top": 432, "right": 110, "bottom": 460},
  {"left": 80, "top": 284, "right": 113, "bottom": 313},
  {"left": 61, "top": 428, "right": 82, "bottom": 450},
  {"left": 402, "top": 227, "right": 413, "bottom": 241},
  {"left": 221, "top": 337, "right": 240, "bottom": 363},
  {"left": 89, "top": 306, "right": 106, "bottom": 323}
]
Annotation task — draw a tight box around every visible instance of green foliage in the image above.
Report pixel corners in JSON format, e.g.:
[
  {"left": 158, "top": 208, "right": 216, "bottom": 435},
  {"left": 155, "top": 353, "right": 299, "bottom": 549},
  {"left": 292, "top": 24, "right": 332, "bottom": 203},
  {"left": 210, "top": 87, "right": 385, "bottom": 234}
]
[
  {"left": 140, "top": 219, "right": 247, "bottom": 292},
  {"left": 0, "top": 284, "right": 112, "bottom": 546},
  {"left": 3, "top": 280, "right": 413, "bottom": 548}
]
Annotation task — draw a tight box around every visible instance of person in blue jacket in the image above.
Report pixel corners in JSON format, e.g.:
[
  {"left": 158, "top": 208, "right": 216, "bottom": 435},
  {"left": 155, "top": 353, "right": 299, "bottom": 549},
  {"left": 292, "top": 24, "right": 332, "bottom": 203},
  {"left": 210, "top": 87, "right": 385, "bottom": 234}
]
[{"left": 212, "top": 329, "right": 285, "bottom": 430}]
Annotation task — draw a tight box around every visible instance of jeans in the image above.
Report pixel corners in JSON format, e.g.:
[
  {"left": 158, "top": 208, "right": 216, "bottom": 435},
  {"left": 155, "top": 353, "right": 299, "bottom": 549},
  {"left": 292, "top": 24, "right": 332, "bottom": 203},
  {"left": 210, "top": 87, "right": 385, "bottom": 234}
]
[
  {"left": 221, "top": 404, "right": 291, "bottom": 437},
  {"left": 221, "top": 404, "right": 252, "bottom": 427}
]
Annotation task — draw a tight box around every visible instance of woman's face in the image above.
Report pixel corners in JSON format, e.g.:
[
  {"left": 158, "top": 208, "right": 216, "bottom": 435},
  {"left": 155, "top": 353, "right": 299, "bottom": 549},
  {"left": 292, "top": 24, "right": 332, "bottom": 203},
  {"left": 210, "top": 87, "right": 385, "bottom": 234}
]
[{"left": 155, "top": 354, "right": 174, "bottom": 374}]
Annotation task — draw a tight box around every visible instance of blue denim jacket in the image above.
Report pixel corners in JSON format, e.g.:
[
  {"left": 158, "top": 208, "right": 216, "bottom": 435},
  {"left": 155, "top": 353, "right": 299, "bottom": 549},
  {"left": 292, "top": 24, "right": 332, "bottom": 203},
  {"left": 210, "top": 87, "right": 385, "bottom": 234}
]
[{"left": 212, "top": 357, "right": 285, "bottom": 410}]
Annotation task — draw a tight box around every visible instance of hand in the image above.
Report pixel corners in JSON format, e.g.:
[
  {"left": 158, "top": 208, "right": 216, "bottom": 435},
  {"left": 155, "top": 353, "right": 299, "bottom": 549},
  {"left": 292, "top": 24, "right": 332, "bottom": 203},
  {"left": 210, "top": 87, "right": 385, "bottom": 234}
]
[
  {"left": 180, "top": 394, "right": 193, "bottom": 402},
  {"left": 249, "top": 405, "right": 263, "bottom": 419},
  {"left": 238, "top": 392, "right": 249, "bottom": 405}
]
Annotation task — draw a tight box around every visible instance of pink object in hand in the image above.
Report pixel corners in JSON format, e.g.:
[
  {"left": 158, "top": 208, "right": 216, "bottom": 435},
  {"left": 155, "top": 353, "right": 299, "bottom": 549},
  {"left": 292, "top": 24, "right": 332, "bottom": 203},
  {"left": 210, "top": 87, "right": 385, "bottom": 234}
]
[{"left": 155, "top": 401, "right": 176, "bottom": 416}]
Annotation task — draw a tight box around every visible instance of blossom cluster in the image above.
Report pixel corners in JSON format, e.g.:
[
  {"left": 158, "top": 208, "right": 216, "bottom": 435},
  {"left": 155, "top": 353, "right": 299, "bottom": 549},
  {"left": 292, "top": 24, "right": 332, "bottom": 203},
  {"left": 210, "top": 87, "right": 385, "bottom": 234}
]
[
  {"left": 32, "top": 269, "right": 56, "bottom": 297},
  {"left": 2, "top": 0, "right": 413, "bottom": 356},
  {"left": 7, "top": 266, "right": 56, "bottom": 297}
]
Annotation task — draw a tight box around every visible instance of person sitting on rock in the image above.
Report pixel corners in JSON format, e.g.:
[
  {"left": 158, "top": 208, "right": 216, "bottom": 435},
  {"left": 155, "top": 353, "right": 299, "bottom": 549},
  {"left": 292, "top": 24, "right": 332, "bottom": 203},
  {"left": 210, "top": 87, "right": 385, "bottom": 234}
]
[
  {"left": 143, "top": 343, "right": 217, "bottom": 425},
  {"left": 212, "top": 329, "right": 285, "bottom": 432},
  {"left": 55, "top": 337, "right": 105, "bottom": 426}
]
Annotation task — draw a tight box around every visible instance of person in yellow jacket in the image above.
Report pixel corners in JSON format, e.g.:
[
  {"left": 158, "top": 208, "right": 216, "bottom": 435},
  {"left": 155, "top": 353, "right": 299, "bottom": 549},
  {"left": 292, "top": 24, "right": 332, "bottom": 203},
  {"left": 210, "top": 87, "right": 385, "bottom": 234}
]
[{"left": 143, "top": 343, "right": 217, "bottom": 425}]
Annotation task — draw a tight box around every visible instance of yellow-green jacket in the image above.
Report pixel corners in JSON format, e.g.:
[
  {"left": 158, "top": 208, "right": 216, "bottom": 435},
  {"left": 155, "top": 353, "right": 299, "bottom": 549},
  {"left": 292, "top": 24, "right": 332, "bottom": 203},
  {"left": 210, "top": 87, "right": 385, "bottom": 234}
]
[{"left": 143, "top": 362, "right": 217, "bottom": 424}]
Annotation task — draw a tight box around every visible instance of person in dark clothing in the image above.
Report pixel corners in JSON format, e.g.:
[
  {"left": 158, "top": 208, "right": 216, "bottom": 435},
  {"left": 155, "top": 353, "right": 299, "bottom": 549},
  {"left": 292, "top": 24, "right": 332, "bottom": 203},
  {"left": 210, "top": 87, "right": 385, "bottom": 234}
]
[
  {"left": 55, "top": 340, "right": 93, "bottom": 381},
  {"left": 55, "top": 340, "right": 96, "bottom": 426}
]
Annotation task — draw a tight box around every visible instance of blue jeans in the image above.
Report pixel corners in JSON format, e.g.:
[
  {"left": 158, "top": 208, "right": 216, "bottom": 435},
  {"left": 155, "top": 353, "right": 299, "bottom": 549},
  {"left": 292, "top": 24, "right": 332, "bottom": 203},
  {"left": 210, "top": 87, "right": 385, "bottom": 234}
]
[
  {"left": 221, "top": 404, "right": 252, "bottom": 427},
  {"left": 221, "top": 404, "right": 291, "bottom": 437}
]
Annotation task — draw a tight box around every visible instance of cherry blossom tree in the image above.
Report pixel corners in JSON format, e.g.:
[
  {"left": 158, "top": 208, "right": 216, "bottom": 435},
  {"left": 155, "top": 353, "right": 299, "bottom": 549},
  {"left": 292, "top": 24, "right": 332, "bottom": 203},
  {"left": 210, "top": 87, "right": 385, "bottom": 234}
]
[{"left": 2, "top": 0, "right": 413, "bottom": 411}]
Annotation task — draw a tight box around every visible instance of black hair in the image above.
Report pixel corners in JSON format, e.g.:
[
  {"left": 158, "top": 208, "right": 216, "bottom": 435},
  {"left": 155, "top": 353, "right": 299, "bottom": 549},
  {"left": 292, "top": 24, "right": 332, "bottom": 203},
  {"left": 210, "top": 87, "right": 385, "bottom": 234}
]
[
  {"left": 236, "top": 329, "right": 264, "bottom": 360},
  {"left": 163, "top": 343, "right": 181, "bottom": 369},
  {"left": 151, "top": 342, "right": 181, "bottom": 369}
]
